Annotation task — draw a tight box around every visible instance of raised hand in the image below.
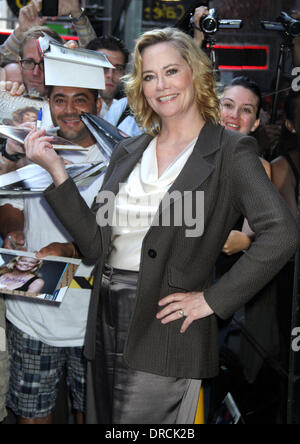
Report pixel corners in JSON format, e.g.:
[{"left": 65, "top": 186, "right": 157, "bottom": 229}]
[
  {"left": 18, "top": 0, "right": 47, "bottom": 33},
  {"left": 0, "top": 81, "right": 25, "bottom": 96},
  {"left": 24, "top": 129, "right": 68, "bottom": 186},
  {"left": 58, "top": 0, "right": 83, "bottom": 18},
  {"left": 193, "top": 6, "right": 209, "bottom": 47}
]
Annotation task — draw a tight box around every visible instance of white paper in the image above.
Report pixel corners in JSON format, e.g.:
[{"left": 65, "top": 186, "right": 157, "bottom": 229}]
[
  {"left": 0, "top": 248, "right": 81, "bottom": 303},
  {"left": 44, "top": 40, "right": 114, "bottom": 68},
  {"left": 44, "top": 57, "right": 105, "bottom": 90},
  {"left": 0, "top": 161, "right": 107, "bottom": 193},
  {"left": 39, "top": 34, "right": 113, "bottom": 90}
]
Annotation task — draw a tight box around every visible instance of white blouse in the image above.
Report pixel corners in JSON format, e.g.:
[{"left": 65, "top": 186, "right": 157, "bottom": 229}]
[{"left": 107, "top": 136, "right": 197, "bottom": 271}]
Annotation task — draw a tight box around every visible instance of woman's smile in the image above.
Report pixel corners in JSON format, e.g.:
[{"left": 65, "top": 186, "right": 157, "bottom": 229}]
[
  {"left": 157, "top": 94, "right": 179, "bottom": 103},
  {"left": 142, "top": 42, "right": 198, "bottom": 121}
]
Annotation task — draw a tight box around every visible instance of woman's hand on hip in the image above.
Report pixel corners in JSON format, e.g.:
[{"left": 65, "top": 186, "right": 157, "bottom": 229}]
[{"left": 157, "top": 291, "right": 214, "bottom": 333}]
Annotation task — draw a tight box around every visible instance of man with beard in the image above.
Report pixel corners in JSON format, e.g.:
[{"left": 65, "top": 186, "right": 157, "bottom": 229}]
[
  {"left": 0, "top": 12, "right": 96, "bottom": 173},
  {"left": 0, "top": 85, "right": 104, "bottom": 424}
]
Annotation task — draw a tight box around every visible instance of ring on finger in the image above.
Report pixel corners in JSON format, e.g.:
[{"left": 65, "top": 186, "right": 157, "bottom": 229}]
[{"left": 178, "top": 309, "right": 185, "bottom": 318}]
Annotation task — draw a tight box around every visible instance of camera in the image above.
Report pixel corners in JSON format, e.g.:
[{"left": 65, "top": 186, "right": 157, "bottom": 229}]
[
  {"left": 190, "top": 8, "right": 243, "bottom": 35},
  {"left": 261, "top": 11, "right": 300, "bottom": 38}
]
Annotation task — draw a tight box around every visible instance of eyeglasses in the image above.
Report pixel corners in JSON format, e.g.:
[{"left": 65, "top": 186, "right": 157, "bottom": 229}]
[
  {"left": 104, "top": 65, "right": 125, "bottom": 75},
  {"left": 114, "top": 64, "right": 125, "bottom": 73},
  {"left": 20, "top": 59, "right": 44, "bottom": 71}
]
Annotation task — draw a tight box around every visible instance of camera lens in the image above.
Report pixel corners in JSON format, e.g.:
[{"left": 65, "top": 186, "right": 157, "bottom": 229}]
[
  {"left": 203, "top": 17, "right": 217, "bottom": 32},
  {"left": 290, "top": 20, "right": 300, "bottom": 37},
  {"left": 201, "top": 16, "right": 218, "bottom": 34}
]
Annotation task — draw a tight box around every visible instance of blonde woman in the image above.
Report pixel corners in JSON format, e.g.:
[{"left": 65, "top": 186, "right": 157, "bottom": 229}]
[
  {"left": 0, "top": 256, "right": 44, "bottom": 294},
  {"left": 23, "top": 28, "right": 298, "bottom": 424}
]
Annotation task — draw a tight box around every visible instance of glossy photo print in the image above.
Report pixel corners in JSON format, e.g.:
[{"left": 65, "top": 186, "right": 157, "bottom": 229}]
[{"left": 0, "top": 249, "right": 80, "bottom": 302}]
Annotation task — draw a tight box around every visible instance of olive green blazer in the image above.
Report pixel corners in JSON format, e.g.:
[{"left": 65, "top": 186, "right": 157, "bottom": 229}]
[{"left": 45, "top": 122, "right": 299, "bottom": 379}]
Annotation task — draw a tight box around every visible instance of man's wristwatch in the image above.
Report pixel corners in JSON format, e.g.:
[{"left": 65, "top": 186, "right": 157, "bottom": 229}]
[
  {"left": 0, "top": 140, "right": 25, "bottom": 162},
  {"left": 71, "top": 8, "right": 86, "bottom": 23}
]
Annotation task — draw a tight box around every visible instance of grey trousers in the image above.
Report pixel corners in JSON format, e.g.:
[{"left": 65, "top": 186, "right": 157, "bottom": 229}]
[{"left": 86, "top": 266, "right": 201, "bottom": 424}]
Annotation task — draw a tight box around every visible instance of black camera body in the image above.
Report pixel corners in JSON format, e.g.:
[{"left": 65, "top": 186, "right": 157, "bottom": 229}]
[
  {"left": 261, "top": 11, "right": 300, "bottom": 38},
  {"left": 191, "top": 8, "right": 243, "bottom": 35},
  {"left": 199, "top": 8, "right": 219, "bottom": 34}
]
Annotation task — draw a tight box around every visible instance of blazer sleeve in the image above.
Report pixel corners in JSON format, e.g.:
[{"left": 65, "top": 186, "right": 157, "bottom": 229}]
[
  {"left": 44, "top": 177, "right": 103, "bottom": 260},
  {"left": 43, "top": 137, "right": 134, "bottom": 259},
  {"left": 204, "top": 135, "right": 299, "bottom": 319}
]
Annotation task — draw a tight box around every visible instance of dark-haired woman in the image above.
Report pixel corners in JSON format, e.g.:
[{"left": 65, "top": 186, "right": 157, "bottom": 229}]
[{"left": 220, "top": 76, "right": 271, "bottom": 257}]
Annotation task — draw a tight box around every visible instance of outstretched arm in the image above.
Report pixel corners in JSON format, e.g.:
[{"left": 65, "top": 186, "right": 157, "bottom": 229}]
[
  {"left": 205, "top": 136, "right": 299, "bottom": 320},
  {"left": 222, "top": 157, "right": 271, "bottom": 255},
  {"left": 0, "top": 0, "right": 47, "bottom": 63},
  {"left": 58, "top": 0, "right": 97, "bottom": 47},
  {"left": 27, "top": 278, "right": 45, "bottom": 294}
]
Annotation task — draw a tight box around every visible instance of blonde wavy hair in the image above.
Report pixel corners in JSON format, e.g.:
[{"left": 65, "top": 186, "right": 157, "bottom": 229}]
[
  {"left": 0, "top": 256, "right": 43, "bottom": 276},
  {"left": 124, "top": 27, "right": 220, "bottom": 135}
]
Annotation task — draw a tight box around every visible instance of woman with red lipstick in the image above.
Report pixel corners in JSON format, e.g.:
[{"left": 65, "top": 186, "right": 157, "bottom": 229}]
[{"left": 23, "top": 28, "right": 298, "bottom": 424}]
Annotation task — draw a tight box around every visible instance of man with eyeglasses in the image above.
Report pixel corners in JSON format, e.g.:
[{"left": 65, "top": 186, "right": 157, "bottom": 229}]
[
  {"left": 0, "top": 0, "right": 97, "bottom": 173},
  {"left": 0, "top": 0, "right": 96, "bottom": 97},
  {"left": 0, "top": 27, "right": 65, "bottom": 176},
  {"left": 19, "top": 27, "right": 63, "bottom": 99},
  {"left": 86, "top": 36, "right": 129, "bottom": 117}
]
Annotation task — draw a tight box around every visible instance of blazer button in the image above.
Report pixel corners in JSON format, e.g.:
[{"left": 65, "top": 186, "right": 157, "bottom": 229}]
[{"left": 148, "top": 249, "right": 157, "bottom": 258}]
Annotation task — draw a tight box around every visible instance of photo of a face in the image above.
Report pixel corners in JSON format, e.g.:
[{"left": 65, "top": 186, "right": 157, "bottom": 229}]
[
  {"left": 1, "top": 104, "right": 40, "bottom": 127},
  {"left": 0, "top": 255, "right": 44, "bottom": 295},
  {"left": 15, "top": 256, "right": 41, "bottom": 272},
  {"left": 0, "top": 250, "right": 80, "bottom": 302}
]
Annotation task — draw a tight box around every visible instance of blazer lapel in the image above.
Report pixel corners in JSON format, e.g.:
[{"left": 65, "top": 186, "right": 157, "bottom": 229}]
[
  {"left": 158, "top": 122, "right": 224, "bottom": 214},
  {"left": 101, "top": 134, "right": 153, "bottom": 196},
  {"left": 98, "top": 134, "right": 153, "bottom": 252},
  {"left": 98, "top": 122, "right": 224, "bottom": 249}
]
